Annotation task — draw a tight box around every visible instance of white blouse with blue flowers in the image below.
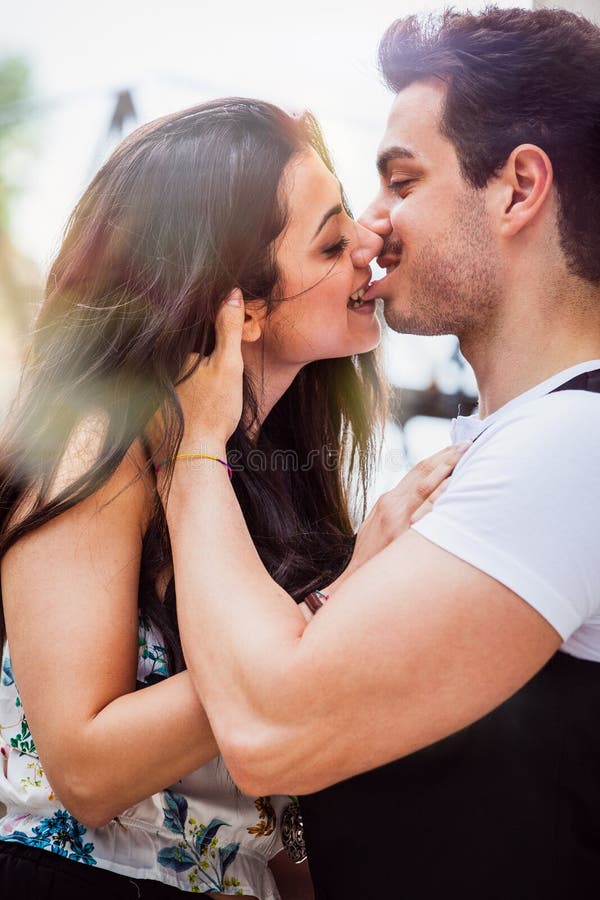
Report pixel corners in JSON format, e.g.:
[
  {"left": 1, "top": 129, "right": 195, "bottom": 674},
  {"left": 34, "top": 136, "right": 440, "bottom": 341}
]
[{"left": 0, "top": 619, "right": 288, "bottom": 897}]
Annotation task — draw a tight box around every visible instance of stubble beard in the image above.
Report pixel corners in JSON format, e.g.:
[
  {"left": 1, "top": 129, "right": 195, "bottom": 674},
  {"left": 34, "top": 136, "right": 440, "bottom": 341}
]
[{"left": 383, "top": 189, "right": 502, "bottom": 341}]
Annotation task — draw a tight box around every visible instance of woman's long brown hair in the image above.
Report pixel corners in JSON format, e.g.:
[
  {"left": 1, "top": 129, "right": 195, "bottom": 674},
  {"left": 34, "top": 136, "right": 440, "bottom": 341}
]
[{"left": 0, "top": 98, "right": 386, "bottom": 670}]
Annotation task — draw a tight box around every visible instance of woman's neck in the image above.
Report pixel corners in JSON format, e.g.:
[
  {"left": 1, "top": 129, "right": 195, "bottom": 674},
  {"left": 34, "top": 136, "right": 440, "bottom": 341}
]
[{"left": 242, "top": 344, "right": 302, "bottom": 438}]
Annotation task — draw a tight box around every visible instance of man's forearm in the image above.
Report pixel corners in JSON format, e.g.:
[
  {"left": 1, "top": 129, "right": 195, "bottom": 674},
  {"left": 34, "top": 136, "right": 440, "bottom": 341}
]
[{"left": 166, "top": 455, "right": 559, "bottom": 797}]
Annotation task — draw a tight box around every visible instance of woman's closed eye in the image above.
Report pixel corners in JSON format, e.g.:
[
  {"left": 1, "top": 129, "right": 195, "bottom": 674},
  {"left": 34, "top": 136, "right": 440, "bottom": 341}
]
[{"left": 322, "top": 235, "right": 350, "bottom": 258}]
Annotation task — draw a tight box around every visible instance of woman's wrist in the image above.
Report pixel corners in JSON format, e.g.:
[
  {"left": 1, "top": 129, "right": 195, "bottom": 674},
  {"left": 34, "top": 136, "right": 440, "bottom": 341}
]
[
  {"left": 159, "top": 444, "right": 232, "bottom": 512},
  {"left": 177, "top": 440, "right": 228, "bottom": 459},
  {"left": 170, "top": 452, "right": 231, "bottom": 488},
  {"left": 158, "top": 443, "right": 229, "bottom": 475}
]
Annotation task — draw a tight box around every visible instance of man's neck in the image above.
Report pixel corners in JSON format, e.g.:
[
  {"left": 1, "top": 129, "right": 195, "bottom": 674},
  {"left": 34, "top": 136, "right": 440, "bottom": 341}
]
[{"left": 461, "top": 292, "right": 600, "bottom": 419}]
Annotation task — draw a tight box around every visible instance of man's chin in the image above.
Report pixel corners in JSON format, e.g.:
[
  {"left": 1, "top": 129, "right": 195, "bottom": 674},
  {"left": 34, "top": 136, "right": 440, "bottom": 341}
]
[
  {"left": 382, "top": 298, "right": 424, "bottom": 335},
  {"left": 382, "top": 300, "right": 451, "bottom": 337}
]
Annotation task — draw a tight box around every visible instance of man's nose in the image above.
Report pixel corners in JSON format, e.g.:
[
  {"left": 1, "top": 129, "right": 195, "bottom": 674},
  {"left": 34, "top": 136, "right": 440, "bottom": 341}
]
[{"left": 357, "top": 197, "right": 392, "bottom": 238}]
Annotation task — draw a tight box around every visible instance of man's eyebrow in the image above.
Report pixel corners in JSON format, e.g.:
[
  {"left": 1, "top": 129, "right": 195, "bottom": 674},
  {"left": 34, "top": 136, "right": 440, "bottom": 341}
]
[
  {"left": 312, "top": 203, "right": 343, "bottom": 240},
  {"left": 376, "top": 146, "right": 417, "bottom": 176}
]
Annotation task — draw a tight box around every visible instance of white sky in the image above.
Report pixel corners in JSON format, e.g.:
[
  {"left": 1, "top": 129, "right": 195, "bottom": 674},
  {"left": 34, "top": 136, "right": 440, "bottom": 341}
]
[
  {"left": 4, "top": 0, "right": 531, "bottom": 462},
  {"left": 5, "top": 0, "right": 524, "bottom": 271}
]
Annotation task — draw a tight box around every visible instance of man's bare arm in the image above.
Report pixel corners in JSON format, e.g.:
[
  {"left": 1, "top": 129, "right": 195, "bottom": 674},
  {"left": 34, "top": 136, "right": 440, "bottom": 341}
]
[{"left": 167, "top": 459, "right": 560, "bottom": 797}]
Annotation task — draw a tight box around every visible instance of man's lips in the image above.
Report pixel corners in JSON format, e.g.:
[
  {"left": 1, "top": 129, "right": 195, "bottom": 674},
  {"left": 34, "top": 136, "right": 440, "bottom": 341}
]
[
  {"left": 377, "top": 253, "right": 402, "bottom": 269},
  {"left": 362, "top": 256, "right": 402, "bottom": 302}
]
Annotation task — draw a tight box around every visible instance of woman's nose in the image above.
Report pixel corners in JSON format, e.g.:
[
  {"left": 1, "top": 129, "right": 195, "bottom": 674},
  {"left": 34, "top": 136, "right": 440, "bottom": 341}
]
[{"left": 351, "top": 222, "right": 384, "bottom": 269}]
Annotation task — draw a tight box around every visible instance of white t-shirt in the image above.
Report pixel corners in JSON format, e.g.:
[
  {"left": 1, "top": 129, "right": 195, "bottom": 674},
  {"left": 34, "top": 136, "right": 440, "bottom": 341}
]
[{"left": 412, "top": 360, "right": 600, "bottom": 662}]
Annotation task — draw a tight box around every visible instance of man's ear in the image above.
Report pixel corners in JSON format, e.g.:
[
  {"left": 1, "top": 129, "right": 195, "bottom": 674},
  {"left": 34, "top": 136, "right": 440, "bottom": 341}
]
[
  {"left": 497, "top": 144, "right": 554, "bottom": 237},
  {"left": 242, "top": 300, "right": 267, "bottom": 343}
]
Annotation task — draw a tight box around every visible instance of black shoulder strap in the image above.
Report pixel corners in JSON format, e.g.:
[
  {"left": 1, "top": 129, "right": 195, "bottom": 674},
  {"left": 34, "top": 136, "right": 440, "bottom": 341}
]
[
  {"left": 549, "top": 367, "right": 600, "bottom": 395},
  {"left": 471, "top": 367, "right": 600, "bottom": 444}
]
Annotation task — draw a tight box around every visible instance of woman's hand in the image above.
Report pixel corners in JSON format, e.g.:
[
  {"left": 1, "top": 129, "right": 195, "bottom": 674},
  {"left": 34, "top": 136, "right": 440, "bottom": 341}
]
[
  {"left": 177, "top": 289, "right": 246, "bottom": 450},
  {"left": 340, "top": 442, "right": 471, "bottom": 582}
]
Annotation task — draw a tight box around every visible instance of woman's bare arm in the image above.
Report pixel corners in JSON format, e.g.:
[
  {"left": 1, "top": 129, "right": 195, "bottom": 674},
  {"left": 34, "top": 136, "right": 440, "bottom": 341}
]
[{"left": 2, "top": 428, "right": 218, "bottom": 829}]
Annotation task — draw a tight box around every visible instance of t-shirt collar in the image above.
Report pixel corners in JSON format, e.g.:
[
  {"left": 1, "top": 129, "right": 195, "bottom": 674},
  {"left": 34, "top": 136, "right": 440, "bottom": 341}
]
[{"left": 451, "top": 359, "right": 600, "bottom": 443}]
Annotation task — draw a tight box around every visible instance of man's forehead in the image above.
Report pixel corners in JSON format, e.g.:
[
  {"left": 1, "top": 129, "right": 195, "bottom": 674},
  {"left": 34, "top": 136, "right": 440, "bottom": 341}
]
[{"left": 377, "top": 79, "right": 447, "bottom": 163}]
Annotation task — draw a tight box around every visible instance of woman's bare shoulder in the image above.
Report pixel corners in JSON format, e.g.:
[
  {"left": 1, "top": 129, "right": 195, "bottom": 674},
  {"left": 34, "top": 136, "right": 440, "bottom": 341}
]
[{"left": 9, "top": 412, "right": 156, "bottom": 536}]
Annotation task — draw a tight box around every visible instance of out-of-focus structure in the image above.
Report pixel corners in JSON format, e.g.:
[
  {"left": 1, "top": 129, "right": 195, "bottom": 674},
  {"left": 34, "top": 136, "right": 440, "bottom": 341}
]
[
  {"left": 0, "top": 80, "right": 140, "bottom": 413},
  {"left": 534, "top": 0, "right": 599, "bottom": 19},
  {"left": 0, "top": 232, "right": 39, "bottom": 410},
  {"left": 0, "top": 56, "right": 42, "bottom": 415}
]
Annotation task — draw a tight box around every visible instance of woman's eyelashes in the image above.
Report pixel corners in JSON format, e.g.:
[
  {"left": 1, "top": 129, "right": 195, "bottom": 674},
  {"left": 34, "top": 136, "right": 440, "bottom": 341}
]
[{"left": 322, "top": 235, "right": 350, "bottom": 258}]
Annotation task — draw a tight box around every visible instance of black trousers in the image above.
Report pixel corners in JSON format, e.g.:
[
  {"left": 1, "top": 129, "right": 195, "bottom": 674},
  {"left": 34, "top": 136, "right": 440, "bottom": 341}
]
[{"left": 0, "top": 842, "right": 187, "bottom": 899}]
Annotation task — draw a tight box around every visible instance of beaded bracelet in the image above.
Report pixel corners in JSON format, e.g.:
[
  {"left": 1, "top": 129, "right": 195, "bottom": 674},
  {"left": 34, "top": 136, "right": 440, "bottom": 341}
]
[
  {"left": 303, "top": 589, "right": 330, "bottom": 615},
  {"left": 154, "top": 453, "right": 233, "bottom": 479}
]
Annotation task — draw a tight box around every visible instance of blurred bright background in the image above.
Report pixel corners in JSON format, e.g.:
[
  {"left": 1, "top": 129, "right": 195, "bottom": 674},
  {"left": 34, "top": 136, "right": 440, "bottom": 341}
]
[{"left": 1, "top": 0, "right": 598, "bottom": 495}]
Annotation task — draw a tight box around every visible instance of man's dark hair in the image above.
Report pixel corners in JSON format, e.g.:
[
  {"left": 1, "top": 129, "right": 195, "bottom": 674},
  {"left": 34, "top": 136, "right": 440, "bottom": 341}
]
[{"left": 379, "top": 6, "right": 600, "bottom": 284}]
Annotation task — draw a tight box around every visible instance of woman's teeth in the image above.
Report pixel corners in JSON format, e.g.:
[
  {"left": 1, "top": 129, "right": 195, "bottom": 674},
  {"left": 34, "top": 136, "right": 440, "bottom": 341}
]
[{"left": 348, "top": 288, "right": 367, "bottom": 309}]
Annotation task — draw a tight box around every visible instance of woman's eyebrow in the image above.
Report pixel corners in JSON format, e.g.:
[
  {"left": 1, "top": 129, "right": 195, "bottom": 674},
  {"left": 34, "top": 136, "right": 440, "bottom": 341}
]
[{"left": 312, "top": 204, "right": 343, "bottom": 240}]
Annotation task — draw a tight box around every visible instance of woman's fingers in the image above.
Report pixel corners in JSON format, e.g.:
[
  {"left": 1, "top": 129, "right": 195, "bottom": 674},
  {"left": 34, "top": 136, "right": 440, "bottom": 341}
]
[
  {"left": 410, "top": 500, "right": 434, "bottom": 525},
  {"left": 406, "top": 443, "right": 471, "bottom": 524},
  {"left": 428, "top": 476, "right": 451, "bottom": 504},
  {"left": 415, "top": 441, "right": 471, "bottom": 498},
  {"left": 391, "top": 441, "right": 471, "bottom": 510},
  {"left": 418, "top": 441, "right": 472, "bottom": 478},
  {"left": 374, "top": 444, "right": 469, "bottom": 534},
  {"left": 172, "top": 289, "right": 246, "bottom": 447},
  {"left": 349, "top": 444, "right": 470, "bottom": 573},
  {"left": 410, "top": 477, "right": 451, "bottom": 524}
]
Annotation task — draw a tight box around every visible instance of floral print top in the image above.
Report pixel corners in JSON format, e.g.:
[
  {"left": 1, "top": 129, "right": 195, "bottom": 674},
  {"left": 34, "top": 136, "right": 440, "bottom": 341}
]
[{"left": 0, "top": 619, "right": 287, "bottom": 896}]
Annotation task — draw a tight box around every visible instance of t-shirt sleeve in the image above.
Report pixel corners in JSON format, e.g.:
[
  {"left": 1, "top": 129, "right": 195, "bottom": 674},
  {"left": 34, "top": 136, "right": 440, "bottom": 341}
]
[{"left": 411, "top": 392, "right": 600, "bottom": 640}]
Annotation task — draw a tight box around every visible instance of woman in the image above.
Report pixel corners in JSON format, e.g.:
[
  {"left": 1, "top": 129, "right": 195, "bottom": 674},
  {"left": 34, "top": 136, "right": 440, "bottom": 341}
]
[{"left": 0, "top": 97, "right": 462, "bottom": 898}]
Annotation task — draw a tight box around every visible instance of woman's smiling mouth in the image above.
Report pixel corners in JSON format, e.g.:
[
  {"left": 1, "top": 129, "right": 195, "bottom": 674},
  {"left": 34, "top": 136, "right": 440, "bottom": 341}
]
[{"left": 347, "top": 272, "right": 377, "bottom": 311}]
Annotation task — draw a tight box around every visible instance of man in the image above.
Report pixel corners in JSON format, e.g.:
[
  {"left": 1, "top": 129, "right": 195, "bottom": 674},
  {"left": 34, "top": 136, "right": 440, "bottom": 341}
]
[{"left": 165, "top": 7, "right": 600, "bottom": 898}]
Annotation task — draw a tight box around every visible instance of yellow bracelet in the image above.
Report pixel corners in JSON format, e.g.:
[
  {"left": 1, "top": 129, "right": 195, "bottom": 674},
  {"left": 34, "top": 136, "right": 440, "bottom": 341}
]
[{"left": 154, "top": 453, "right": 233, "bottom": 478}]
